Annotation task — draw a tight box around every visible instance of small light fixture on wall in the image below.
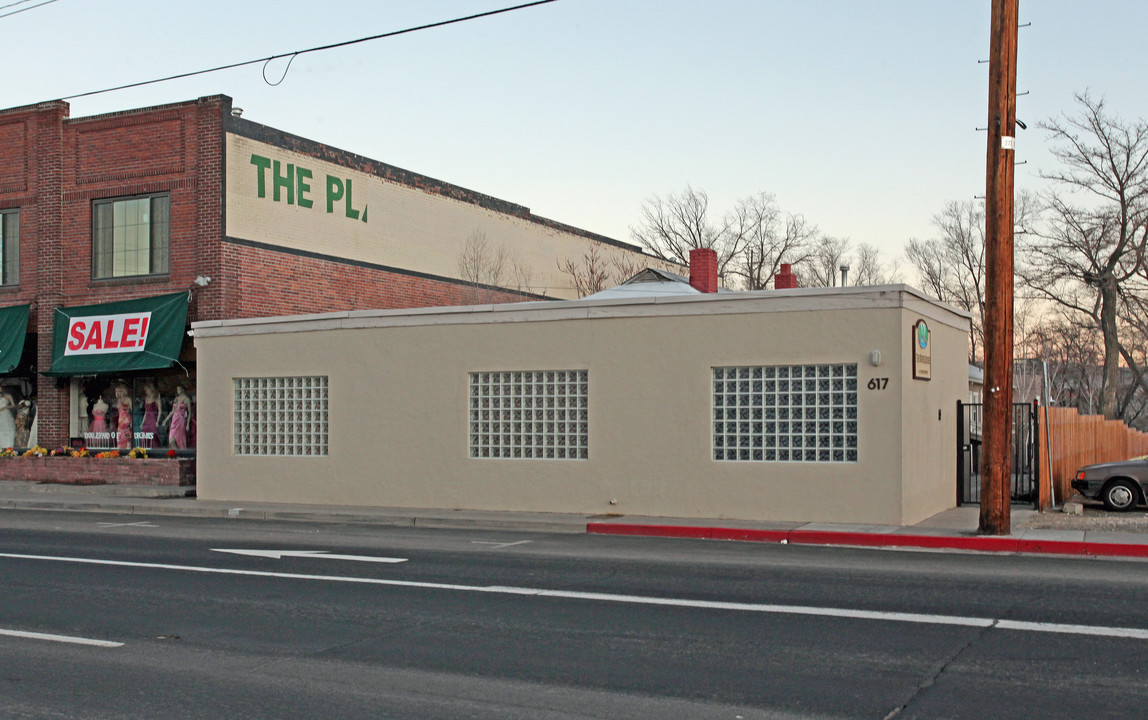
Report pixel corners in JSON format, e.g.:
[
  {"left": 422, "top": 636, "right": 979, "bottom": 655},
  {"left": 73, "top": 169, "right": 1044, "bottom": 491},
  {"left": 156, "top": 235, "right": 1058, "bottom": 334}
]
[
  {"left": 870, "top": 350, "right": 882, "bottom": 367},
  {"left": 194, "top": 276, "right": 212, "bottom": 287}
]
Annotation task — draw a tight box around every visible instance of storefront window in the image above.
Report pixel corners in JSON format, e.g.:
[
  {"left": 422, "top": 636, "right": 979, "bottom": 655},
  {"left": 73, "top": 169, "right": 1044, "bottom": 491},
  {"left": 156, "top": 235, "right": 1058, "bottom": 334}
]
[
  {"left": 0, "top": 378, "right": 37, "bottom": 450},
  {"left": 75, "top": 376, "right": 195, "bottom": 451}
]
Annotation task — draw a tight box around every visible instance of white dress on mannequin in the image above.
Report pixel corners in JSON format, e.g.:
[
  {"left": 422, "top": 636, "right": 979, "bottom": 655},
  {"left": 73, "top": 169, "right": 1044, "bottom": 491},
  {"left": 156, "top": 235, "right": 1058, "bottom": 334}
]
[{"left": 0, "top": 394, "right": 16, "bottom": 448}]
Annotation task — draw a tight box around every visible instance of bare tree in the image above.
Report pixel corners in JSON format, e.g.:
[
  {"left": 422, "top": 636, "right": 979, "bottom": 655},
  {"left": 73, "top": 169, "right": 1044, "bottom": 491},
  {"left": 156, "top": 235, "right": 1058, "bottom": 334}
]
[
  {"left": 630, "top": 187, "right": 732, "bottom": 275},
  {"left": 457, "top": 228, "right": 507, "bottom": 303},
  {"left": 457, "top": 227, "right": 538, "bottom": 303},
  {"left": 727, "top": 195, "right": 817, "bottom": 290},
  {"left": 557, "top": 244, "right": 647, "bottom": 298},
  {"left": 850, "top": 242, "right": 901, "bottom": 286},
  {"left": 905, "top": 200, "right": 987, "bottom": 360},
  {"left": 631, "top": 187, "right": 821, "bottom": 290},
  {"left": 798, "top": 235, "right": 850, "bottom": 287},
  {"left": 1018, "top": 93, "right": 1148, "bottom": 418}
]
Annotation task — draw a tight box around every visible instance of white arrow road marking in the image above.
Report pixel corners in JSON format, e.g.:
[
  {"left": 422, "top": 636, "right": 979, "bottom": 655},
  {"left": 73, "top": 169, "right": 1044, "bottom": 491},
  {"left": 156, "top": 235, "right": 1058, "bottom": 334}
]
[
  {"left": 0, "top": 628, "right": 123, "bottom": 648},
  {"left": 4, "top": 552, "right": 1148, "bottom": 641},
  {"left": 98, "top": 521, "right": 157, "bottom": 528},
  {"left": 211, "top": 549, "right": 407, "bottom": 564},
  {"left": 471, "top": 540, "right": 533, "bottom": 550}
]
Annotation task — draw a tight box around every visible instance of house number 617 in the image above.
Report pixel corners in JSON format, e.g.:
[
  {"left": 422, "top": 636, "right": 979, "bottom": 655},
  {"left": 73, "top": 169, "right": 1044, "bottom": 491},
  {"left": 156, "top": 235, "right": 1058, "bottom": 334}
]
[{"left": 867, "top": 378, "right": 889, "bottom": 390}]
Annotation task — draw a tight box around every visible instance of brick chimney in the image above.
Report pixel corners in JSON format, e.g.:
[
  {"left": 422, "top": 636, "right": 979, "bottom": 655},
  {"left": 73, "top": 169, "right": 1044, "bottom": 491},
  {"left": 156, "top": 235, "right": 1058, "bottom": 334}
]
[
  {"left": 689, "top": 248, "right": 718, "bottom": 293},
  {"left": 774, "top": 263, "right": 798, "bottom": 289}
]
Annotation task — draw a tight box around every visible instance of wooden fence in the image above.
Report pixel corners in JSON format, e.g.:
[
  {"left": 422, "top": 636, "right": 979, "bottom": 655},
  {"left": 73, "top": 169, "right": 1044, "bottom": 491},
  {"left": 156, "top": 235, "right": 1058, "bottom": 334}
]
[{"left": 1037, "top": 406, "right": 1148, "bottom": 508}]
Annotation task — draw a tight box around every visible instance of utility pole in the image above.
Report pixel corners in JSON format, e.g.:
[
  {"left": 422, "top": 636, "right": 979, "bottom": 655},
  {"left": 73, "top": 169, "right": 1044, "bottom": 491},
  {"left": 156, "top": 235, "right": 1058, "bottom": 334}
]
[{"left": 979, "top": 0, "right": 1019, "bottom": 536}]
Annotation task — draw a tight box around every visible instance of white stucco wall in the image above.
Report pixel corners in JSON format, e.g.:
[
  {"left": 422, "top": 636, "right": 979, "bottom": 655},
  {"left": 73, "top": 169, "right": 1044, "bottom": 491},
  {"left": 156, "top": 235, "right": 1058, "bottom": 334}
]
[{"left": 193, "top": 286, "right": 969, "bottom": 525}]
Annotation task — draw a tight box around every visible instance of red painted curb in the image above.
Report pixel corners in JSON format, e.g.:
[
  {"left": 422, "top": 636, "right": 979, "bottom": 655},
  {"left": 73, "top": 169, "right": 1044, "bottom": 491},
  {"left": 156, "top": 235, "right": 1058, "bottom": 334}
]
[
  {"left": 788, "top": 530, "right": 887, "bottom": 548},
  {"left": 586, "top": 522, "right": 1148, "bottom": 559},
  {"left": 710, "top": 528, "right": 790, "bottom": 543}
]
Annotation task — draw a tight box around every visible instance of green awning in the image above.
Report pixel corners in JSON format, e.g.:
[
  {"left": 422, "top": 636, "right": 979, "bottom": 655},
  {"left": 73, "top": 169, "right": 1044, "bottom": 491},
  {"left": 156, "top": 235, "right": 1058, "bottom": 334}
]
[
  {"left": 0, "top": 304, "right": 30, "bottom": 374},
  {"left": 45, "top": 292, "right": 189, "bottom": 376}
]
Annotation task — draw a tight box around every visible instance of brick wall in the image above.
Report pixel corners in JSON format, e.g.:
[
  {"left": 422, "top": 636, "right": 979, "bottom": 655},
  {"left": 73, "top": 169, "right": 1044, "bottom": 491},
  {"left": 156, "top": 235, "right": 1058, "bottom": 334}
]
[
  {"left": 227, "top": 242, "right": 532, "bottom": 318},
  {"left": 0, "top": 456, "right": 195, "bottom": 486},
  {"left": 0, "top": 97, "right": 230, "bottom": 450}
]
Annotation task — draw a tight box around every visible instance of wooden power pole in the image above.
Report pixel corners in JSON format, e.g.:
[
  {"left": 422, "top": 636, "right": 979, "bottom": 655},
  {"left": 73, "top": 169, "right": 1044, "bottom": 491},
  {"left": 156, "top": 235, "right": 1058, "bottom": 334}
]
[{"left": 980, "top": 0, "right": 1020, "bottom": 535}]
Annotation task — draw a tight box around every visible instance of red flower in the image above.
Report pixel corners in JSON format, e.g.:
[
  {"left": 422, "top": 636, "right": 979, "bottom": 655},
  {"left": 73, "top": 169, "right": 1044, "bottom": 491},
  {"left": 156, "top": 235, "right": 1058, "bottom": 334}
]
[{"left": 167, "top": 449, "right": 177, "bottom": 458}]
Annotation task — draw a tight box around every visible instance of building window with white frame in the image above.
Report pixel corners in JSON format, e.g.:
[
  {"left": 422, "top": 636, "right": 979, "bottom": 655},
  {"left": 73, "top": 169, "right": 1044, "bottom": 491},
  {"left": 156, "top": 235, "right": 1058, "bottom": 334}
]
[
  {"left": 92, "top": 194, "right": 170, "bottom": 279},
  {"left": 713, "top": 364, "right": 858, "bottom": 462},
  {"left": 233, "top": 376, "right": 328, "bottom": 456},
  {"left": 0, "top": 209, "right": 18, "bottom": 286},
  {"left": 470, "top": 370, "right": 588, "bottom": 459}
]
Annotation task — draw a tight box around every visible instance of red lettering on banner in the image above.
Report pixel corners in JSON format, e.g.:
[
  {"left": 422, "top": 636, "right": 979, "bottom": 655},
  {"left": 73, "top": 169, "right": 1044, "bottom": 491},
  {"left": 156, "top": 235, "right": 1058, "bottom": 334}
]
[
  {"left": 104, "top": 320, "right": 120, "bottom": 350},
  {"left": 68, "top": 322, "right": 87, "bottom": 351},
  {"left": 121, "top": 318, "right": 140, "bottom": 347},
  {"left": 83, "top": 322, "right": 103, "bottom": 351},
  {"left": 64, "top": 311, "right": 154, "bottom": 356}
]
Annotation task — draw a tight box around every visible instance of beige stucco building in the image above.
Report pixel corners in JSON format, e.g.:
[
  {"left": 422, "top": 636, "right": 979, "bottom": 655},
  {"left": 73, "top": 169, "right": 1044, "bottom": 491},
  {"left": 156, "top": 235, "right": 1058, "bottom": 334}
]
[{"left": 192, "top": 278, "right": 969, "bottom": 526}]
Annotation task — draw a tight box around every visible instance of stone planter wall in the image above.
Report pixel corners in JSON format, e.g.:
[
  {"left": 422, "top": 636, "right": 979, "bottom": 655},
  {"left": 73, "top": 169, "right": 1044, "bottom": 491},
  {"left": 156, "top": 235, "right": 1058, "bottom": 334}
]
[{"left": 0, "top": 457, "right": 196, "bottom": 486}]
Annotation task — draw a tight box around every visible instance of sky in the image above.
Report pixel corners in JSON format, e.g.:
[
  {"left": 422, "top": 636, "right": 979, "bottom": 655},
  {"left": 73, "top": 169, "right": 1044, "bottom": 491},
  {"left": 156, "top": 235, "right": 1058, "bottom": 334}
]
[{"left": 5, "top": 0, "right": 1148, "bottom": 278}]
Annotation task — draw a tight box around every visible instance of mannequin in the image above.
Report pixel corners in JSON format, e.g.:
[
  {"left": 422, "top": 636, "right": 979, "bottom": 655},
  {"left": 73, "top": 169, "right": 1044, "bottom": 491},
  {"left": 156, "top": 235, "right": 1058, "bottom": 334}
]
[
  {"left": 140, "top": 383, "right": 160, "bottom": 448},
  {"left": 0, "top": 390, "right": 14, "bottom": 448},
  {"left": 89, "top": 395, "right": 110, "bottom": 441},
  {"left": 114, "top": 384, "right": 132, "bottom": 450},
  {"left": 14, "top": 399, "right": 32, "bottom": 448},
  {"left": 163, "top": 385, "right": 192, "bottom": 449}
]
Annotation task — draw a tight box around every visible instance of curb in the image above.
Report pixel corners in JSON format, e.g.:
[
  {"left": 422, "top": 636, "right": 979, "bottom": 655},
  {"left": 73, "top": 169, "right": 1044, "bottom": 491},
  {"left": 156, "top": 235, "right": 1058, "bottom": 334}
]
[
  {"left": 586, "top": 522, "right": 1148, "bottom": 559},
  {"left": 0, "top": 498, "right": 586, "bottom": 534}
]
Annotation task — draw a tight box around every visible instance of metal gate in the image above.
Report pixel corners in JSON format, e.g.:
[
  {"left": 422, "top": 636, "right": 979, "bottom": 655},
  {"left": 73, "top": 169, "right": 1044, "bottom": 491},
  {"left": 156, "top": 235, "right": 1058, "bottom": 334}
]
[{"left": 957, "top": 401, "right": 1037, "bottom": 506}]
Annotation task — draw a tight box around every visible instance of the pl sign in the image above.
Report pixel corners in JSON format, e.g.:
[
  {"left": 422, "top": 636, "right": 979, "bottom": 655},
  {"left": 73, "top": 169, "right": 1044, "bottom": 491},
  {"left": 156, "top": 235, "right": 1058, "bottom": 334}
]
[{"left": 65, "top": 312, "right": 151, "bottom": 356}]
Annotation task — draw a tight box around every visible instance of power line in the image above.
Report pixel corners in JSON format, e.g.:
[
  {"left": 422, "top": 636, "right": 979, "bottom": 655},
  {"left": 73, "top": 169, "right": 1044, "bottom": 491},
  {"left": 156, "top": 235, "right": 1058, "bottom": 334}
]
[
  {"left": 0, "top": 0, "right": 39, "bottom": 11},
  {"left": 0, "top": 0, "right": 59, "bottom": 20},
  {"left": 58, "top": 0, "right": 558, "bottom": 101}
]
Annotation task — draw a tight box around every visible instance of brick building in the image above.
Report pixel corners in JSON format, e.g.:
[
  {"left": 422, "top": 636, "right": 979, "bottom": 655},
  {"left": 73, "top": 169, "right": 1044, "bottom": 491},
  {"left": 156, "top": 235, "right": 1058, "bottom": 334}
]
[{"left": 0, "top": 94, "right": 667, "bottom": 458}]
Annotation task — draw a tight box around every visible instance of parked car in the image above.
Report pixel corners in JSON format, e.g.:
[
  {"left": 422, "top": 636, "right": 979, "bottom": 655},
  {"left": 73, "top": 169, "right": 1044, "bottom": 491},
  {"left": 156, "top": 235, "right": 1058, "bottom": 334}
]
[{"left": 1072, "top": 457, "right": 1148, "bottom": 512}]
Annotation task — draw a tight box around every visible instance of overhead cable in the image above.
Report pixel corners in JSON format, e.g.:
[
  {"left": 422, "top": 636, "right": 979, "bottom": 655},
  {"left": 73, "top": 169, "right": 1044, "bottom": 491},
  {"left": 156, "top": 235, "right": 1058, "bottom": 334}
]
[
  {"left": 58, "top": 0, "right": 558, "bottom": 101},
  {"left": 0, "top": 0, "right": 59, "bottom": 20}
]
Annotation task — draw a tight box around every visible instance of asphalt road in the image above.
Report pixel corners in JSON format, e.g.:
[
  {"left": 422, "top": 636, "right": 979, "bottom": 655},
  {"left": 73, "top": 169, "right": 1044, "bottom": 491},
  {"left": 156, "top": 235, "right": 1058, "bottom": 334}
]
[{"left": 1, "top": 510, "right": 1147, "bottom": 719}]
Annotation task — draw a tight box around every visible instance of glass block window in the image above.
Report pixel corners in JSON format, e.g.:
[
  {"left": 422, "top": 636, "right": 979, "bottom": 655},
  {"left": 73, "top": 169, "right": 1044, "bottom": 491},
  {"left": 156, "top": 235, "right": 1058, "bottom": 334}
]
[
  {"left": 469, "top": 370, "right": 588, "bottom": 459},
  {"left": 233, "top": 376, "right": 328, "bottom": 456},
  {"left": 713, "top": 364, "right": 858, "bottom": 463}
]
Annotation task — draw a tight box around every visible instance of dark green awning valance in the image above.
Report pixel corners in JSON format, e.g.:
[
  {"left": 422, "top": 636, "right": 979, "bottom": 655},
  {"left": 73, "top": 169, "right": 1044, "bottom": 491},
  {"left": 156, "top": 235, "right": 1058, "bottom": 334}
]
[
  {"left": 45, "top": 292, "right": 189, "bottom": 376},
  {"left": 0, "top": 304, "right": 30, "bottom": 374}
]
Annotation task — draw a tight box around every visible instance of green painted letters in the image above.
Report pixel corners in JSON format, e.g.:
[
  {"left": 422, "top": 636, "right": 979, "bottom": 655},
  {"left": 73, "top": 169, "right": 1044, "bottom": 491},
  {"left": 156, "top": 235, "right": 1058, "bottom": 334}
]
[
  {"left": 252, "top": 156, "right": 366, "bottom": 223},
  {"left": 326, "top": 175, "right": 343, "bottom": 213},
  {"left": 297, "top": 167, "right": 313, "bottom": 209},
  {"left": 250, "top": 154, "right": 271, "bottom": 198},
  {"left": 344, "top": 179, "right": 359, "bottom": 220},
  {"left": 272, "top": 161, "right": 295, "bottom": 204}
]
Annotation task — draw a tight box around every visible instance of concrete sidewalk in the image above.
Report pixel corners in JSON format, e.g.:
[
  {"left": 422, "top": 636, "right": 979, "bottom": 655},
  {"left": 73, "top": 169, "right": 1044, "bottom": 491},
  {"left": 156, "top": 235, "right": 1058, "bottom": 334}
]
[{"left": 1, "top": 480, "right": 1147, "bottom": 559}]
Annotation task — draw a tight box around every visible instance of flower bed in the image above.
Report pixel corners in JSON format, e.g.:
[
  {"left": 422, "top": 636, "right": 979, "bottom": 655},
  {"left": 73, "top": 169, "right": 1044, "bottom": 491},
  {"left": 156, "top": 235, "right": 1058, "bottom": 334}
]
[{"left": 0, "top": 450, "right": 196, "bottom": 486}]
